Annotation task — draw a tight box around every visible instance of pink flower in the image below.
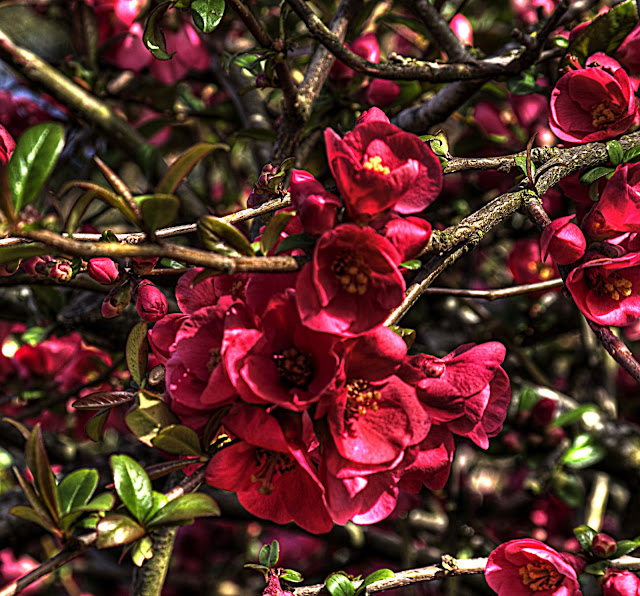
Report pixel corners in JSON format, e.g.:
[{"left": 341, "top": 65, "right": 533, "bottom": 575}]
[
  {"left": 0, "top": 124, "right": 15, "bottom": 164},
  {"left": 329, "top": 33, "right": 380, "bottom": 84},
  {"left": 549, "top": 57, "right": 637, "bottom": 143},
  {"left": 540, "top": 216, "right": 586, "bottom": 265},
  {"left": 450, "top": 14, "right": 473, "bottom": 46},
  {"left": 296, "top": 224, "right": 405, "bottom": 336},
  {"left": 566, "top": 251, "right": 640, "bottom": 326},
  {"left": 485, "top": 539, "right": 582, "bottom": 596},
  {"left": 603, "top": 569, "right": 640, "bottom": 596},
  {"left": 379, "top": 214, "right": 432, "bottom": 262},
  {"left": 289, "top": 170, "right": 340, "bottom": 236},
  {"left": 324, "top": 120, "right": 443, "bottom": 221},
  {"left": 135, "top": 280, "right": 168, "bottom": 322},
  {"left": 507, "top": 239, "right": 558, "bottom": 285},
  {"left": 365, "top": 79, "right": 401, "bottom": 107},
  {"left": 87, "top": 257, "right": 120, "bottom": 284}
]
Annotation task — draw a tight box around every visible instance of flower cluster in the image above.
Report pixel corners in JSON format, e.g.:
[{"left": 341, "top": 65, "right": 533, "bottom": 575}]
[{"left": 149, "top": 109, "right": 511, "bottom": 533}]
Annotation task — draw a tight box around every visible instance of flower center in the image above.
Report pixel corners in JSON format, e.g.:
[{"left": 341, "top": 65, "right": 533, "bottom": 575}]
[
  {"left": 331, "top": 250, "right": 371, "bottom": 295},
  {"left": 273, "top": 346, "right": 313, "bottom": 389},
  {"left": 362, "top": 155, "right": 390, "bottom": 175},
  {"left": 207, "top": 348, "right": 221, "bottom": 373},
  {"left": 251, "top": 449, "right": 295, "bottom": 495},
  {"left": 527, "top": 261, "right": 554, "bottom": 280},
  {"left": 591, "top": 101, "right": 624, "bottom": 129},
  {"left": 586, "top": 268, "right": 633, "bottom": 300},
  {"left": 518, "top": 561, "right": 562, "bottom": 592},
  {"left": 231, "top": 280, "right": 245, "bottom": 300},
  {"left": 346, "top": 379, "right": 381, "bottom": 420}
]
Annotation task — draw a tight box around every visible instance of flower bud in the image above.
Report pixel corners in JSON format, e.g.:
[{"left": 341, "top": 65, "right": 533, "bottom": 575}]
[
  {"left": 540, "top": 216, "right": 586, "bottom": 265},
  {"left": 87, "top": 257, "right": 120, "bottom": 284},
  {"left": 0, "top": 260, "right": 20, "bottom": 276},
  {"left": 603, "top": 569, "right": 640, "bottom": 596},
  {"left": 450, "top": 14, "right": 473, "bottom": 46},
  {"left": 136, "top": 280, "right": 168, "bottom": 322},
  {"left": 22, "top": 255, "right": 54, "bottom": 278},
  {"left": 131, "top": 257, "right": 159, "bottom": 275},
  {"left": 101, "top": 283, "right": 132, "bottom": 318},
  {"left": 365, "top": 79, "right": 401, "bottom": 107},
  {"left": 289, "top": 170, "right": 340, "bottom": 236},
  {"left": 592, "top": 533, "right": 617, "bottom": 558},
  {"left": 48, "top": 260, "right": 73, "bottom": 283},
  {"left": 530, "top": 397, "right": 556, "bottom": 429}
]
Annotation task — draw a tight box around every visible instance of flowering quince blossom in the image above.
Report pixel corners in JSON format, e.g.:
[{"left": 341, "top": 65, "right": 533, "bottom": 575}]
[
  {"left": 540, "top": 216, "right": 586, "bottom": 265},
  {"left": 565, "top": 251, "right": 640, "bottom": 326},
  {"left": 289, "top": 169, "right": 340, "bottom": 236},
  {"left": 485, "top": 539, "right": 582, "bottom": 596},
  {"left": 549, "top": 54, "right": 638, "bottom": 143},
  {"left": 329, "top": 32, "right": 380, "bottom": 84},
  {"left": 324, "top": 117, "right": 443, "bottom": 221},
  {"left": 0, "top": 124, "right": 15, "bottom": 165},
  {"left": 603, "top": 569, "right": 640, "bottom": 596},
  {"left": 296, "top": 224, "right": 405, "bottom": 336},
  {"left": 581, "top": 163, "right": 640, "bottom": 240}
]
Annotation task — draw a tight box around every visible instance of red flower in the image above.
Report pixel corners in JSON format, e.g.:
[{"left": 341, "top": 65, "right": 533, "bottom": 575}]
[
  {"left": 507, "top": 239, "right": 558, "bottom": 285},
  {"left": 289, "top": 169, "right": 340, "bottom": 236},
  {"left": 378, "top": 214, "right": 432, "bottom": 262},
  {"left": 324, "top": 121, "right": 443, "bottom": 221},
  {"left": 365, "top": 79, "right": 401, "bottom": 107},
  {"left": 581, "top": 163, "right": 640, "bottom": 240},
  {"left": 0, "top": 124, "right": 15, "bottom": 165},
  {"left": 549, "top": 57, "right": 637, "bottom": 143},
  {"left": 296, "top": 224, "right": 405, "bottom": 336},
  {"left": 87, "top": 257, "right": 120, "bottom": 284},
  {"left": 540, "top": 216, "right": 586, "bottom": 265},
  {"left": 485, "top": 539, "right": 582, "bottom": 596},
  {"left": 603, "top": 569, "right": 640, "bottom": 596},
  {"left": 566, "top": 251, "right": 640, "bottom": 326}
]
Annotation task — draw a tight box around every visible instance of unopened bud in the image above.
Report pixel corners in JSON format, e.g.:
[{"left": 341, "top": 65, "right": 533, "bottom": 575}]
[
  {"left": 592, "top": 533, "right": 617, "bottom": 558},
  {"left": 22, "top": 255, "right": 54, "bottom": 278},
  {"left": 131, "top": 257, "right": 159, "bottom": 275},
  {"left": 530, "top": 398, "right": 556, "bottom": 429},
  {"left": 101, "top": 283, "right": 132, "bottom": 318},
  {"left": 48, "top": 260, "right": 73, "bottom": 283},
  {"left": 87, "top": 257, "right": 120, "bottom": 284},
  {"left": 135, "top": 280, "right": 167, "bottom": 322},
  {"left": 0, "top": 260, "right": 20, "bottom": 276}
]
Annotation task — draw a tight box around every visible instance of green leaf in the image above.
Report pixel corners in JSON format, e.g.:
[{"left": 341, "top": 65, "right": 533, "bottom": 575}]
[
  {"left": 58, "top": 510, "right": 85, "bottom": 532},
  {"left": 151, "top": 425, "right": 202, "bottom": 456},
  {"left": 64, "top": 185, "right": 139, "bottom": 234},
  {"left": 552, "top": 404, "right": 599, "bottom": 428},
  {"left": 155, "top": 143, "right": 229, "bottom": 194},
  {"left": 85, "top": 408, "right": 111, "bottom": 442},
  {"left": 259, "top": 542, "right": 272, "bottom": 567},
  {"left": 131, "top": 535, "right": 154, "bottom": 567},
  {"left": 519, "top": 387, "right": 540, "bottom": 412},
  {"left": 260, "top": 211, "right": 295, "bottom": 255},
  {"left": 8, "top": 122, "right": 65, "bottom": 212},
  {"left": 579, "top": 167, "right": 614, "bottom": 186},
  {"left": 562, "top": 434, "right": 606, "bottom": 469},
  {"left": 125, "top": 390, "right": 179, "bottom": 447},
  {"left": 244, "top": 563, "right": 269, "bottom": 575},
  {"left": 26, "top": 424, "right": 59, "bottom": 521},
  {"left": 584, "top": 560, "right": 611, "bottom": 576},
  {"left": 0, "top": 242, "right": 50, "bottom": 265},
  {"left": 191, "top": 0, "right": 225, "bottom": 33},
  {"left": 72, "top": 391, "right": 135, "bottom": 411},
  {"left": 421, "top": 129, "right": 449, "bottom": 158},
  {"left": 110, "top": 454, "right": 153, "bottom": 523},
  {"left": 552, "top": 471, "right": 584, "bottom": 507},
  {"left": 281, "top": 569, "right": 304, "bottom": 583},
  {"left": 567, "top": 0, "right": 639, "bottom": 64},
  {"left": 624, "top": 145, "right": 640, "bottom": 163},
  {"left": 514, "top": 154, "right": 528, "bottom": 176},
  {"left": 76, "top": 492, "right": 115, "bottom": 512},
  {"left": 135, "top": 194, "right": 180, "bottom": 233},
  {"left": 198, "top": 215, "right": 255, "bottom": 257},
  {"left": 144, "top": 491, "right": 169, "bottom": 523},
  {"left": 12, "top": 466, "right": 56, "bottom": 525},
  {"left": 147, "top": 493, "right": 220, "bottom": 527},
  {"left": 143, "top": 2, "right": 174, "bottom": 60},
  {"left": 274, "top": 232, "right": 316, "bottom": 255},
  {"left": 388, "top": 325, "right": 416, "bottom": 349},
  {"left": 325, "top": 573, "right": 355, "bottom": 596},
  {"left": 267, "top": 540, "right": 279, "bottom": 568},
  {"left": 126, "top": 322, "right": 148, "bottom": 388},
  {"left": 606, "top": 140, "right": 624, "bottom": 167},
  {"left": 355, "top": 569, "right": 394, "bottom": 596},
  {"left": 9, "top": 505, "right": 59, "bottom": 534},
  {"left": 97, "top": 514, "right": 146, "bottom": 548},
  {"left": 507, "top": 71, "right": 539, "bottom": 95},
  {"left": 613, "top": 539, "right": 640, "bottom": 558},
  {"left": 574, "top": 525, "right": 598, "bottom": 552},
  {"left": 399, "top": 259, "right": 421, "bottom": 270},
  {"left": 57, "top": 469, "right": 98, "bottom": 515}
]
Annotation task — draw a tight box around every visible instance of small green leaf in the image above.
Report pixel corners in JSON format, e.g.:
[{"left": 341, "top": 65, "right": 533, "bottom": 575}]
[
  {"left": 26, "top": 424, "right": 59, "bottom": 521},
  {"left": 584, "top": 560, "right": 611, "bottom": 576},
  {"left": 562, "top": 434, "right": 606, "bottom": 469},
  {"left": 259, "top": 543, "right": 272, "bottom": 567},
  {"left": 146, "top": 493, "right": 220, "bottom": 527},
  {"left": 156, "top": 143, "right": 229, "bottom": 194},
  {"left": 567, "top": 0, "right": 638, "bottom": 64},
  {"left": 260, "top": 211, "right": 295, "bottom": 255},
  {"left": 552, "top": 404, "right": 599, "bottom": 427},
  {"left": 198, "top": 215, "right": 255, "bottom": 257},
  {"left": 624, "top": 145, "right": 640, "bottom": 163},
  {"left": 244, "top": 563, "right": 269, "bottom": 576},
  {"left": 64, "top": 185, "right": 139, "bottom": 234},
  {"left": 518, "top": 387, "right": 540, "bottom": 412},
  {"left": 97, "top": 514, "right": 146, "bottom": 548},
  {"left": 421, "top": 129, "right": 449, "bottom": 158},
  {"left": 191, "top": 0, "right": 225, "bottom": 33},
  {"left": 125, "top": 390, "right": 179, "bottom": 447},
  {"left": 574, "top": 525, "right": 598, "bottom": 552},
  {"left": 9, "top": 505, "right": 59, "bottom": 534},
  {"left": 143, "top": 2, "right": 174, "bottom": 60},
  {"left": 355, "top": 569, "right": 394, "bottom": 596},
  {"left": 274, "top": 232, "right": 316, "bottom": 255},
  {"left": 267, "top": 540, "right": 279, "bottom": 568},
  {"left": 579, "top": 167, "right": 614, "bottom": 186},
  {"left": 77, "top": 492, "right": 115, "bottom": 512},
  {"left": 110, "top": 454, "right": 153, "bottom": 523},
  {"left": 280, "top": 569, "right": 304, "bottom": 583},
  {"left": 613, "top": 539, "right": 640, "bottom": 558},
  {"left": 514, "top": 154, "right": 528, "bottom": 176},
  {"left": 12, "top": 466, "right": 55, "bottom": 523},
  {"left": 388, "top": 325, "right": 416, "bottom": 349},
  {"left": 151, "top": 425, "right": 202, "bottom": 456},
  {"left": 507, "top": 71, "right": 539, "bottom": 95},
  {"left": 399, "top": 259, "right": 421, "bottom": 270},
  {"left": 136, "top": 194, "right": 180, "bottom": 233},
  {"left": 57, "top": 469, "right": 99, "bottom": 515},
  {"left": 606, "top": 140, "right": 624, "bottom": 167},
  {"left": 552, "top": 471, "right": 584, "bottom": 508},
  {"left": 73, "top": 391, "right": 135, "bottom": 410},
  {"left": 85, "top": 408, "right": 111, "bottom": 442},
  {"left": 144, "top": 491, "right": 169, "bottom": 523},
  {"left": 325, "top": 573, "right": 355, "bottom": 596},
  {"left": 8, "top": 123, "right": 65, "bottom": 212},
  {"left": 131, "top": 535, "right": 154, "bottom": 567},
  {"left": 126, "top": 322, "right": 148, "bottom": 388}
]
